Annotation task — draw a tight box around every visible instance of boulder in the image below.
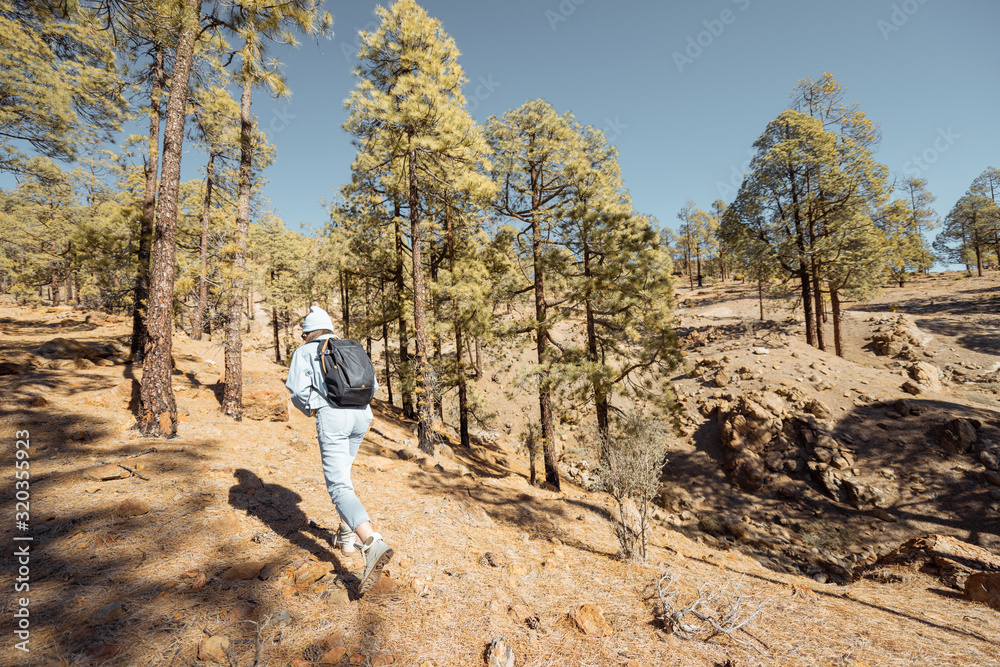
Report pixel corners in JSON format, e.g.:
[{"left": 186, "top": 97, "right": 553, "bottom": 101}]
[
  {"left": 36, "top": 338, "right": 104, "bottom": 360},
  {"left": 874, "top": 534, "right": 1000, "bottom": 590},
  {"left": 965, "top": 572, "right": 1000, "bottom": 611},
  {"left": 569, "top": 604, "right": 613, "bottom": 637},
  {"left": 242, "top": 372, "right": 289, "bottom": 422},
  {"left": 909, "top": 361, "right": 942, "bottom": 392},
  {"left": 935, "top": 418, "right": 980, "bottom": 455}
]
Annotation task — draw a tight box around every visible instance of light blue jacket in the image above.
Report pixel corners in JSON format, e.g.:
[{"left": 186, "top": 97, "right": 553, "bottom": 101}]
[{"left": 285, "top": 334, "right": 378, "bottom": 417}]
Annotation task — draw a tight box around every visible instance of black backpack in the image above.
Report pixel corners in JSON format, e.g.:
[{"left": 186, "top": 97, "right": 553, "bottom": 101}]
[{"left": 315, "top": 338, "right": 376, "bottom": 408}]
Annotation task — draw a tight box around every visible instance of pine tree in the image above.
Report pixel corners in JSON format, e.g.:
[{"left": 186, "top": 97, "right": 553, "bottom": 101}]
[
  {"left": 728, "top": 75, "right": 888, "bottom": 356},
  {"left": 487, "top": 99, "right": 581, "bottom": 489},
  {"left": 214, "top": 0, "right": 329, "bottom": 420},
  {"left": 137, "top": 0, "right": 203, "bottom": 436},
  {"left": 0, "top": 0, "right": 126, "bottom": 176},
  {"left": 938, "top": 193, "right": 1000, "bottom": 275},
  {"left": 557, "top": 126, "right": 678, "bottom": 438},
  {"left": 970, "top": 167, "right": 1000, "bottom": 265},
  {"left": 876, "top": 178, "right": 937, "bottom": 287},
  {"left": 344, "top": 0, "right": 493, "bottom": 454}
]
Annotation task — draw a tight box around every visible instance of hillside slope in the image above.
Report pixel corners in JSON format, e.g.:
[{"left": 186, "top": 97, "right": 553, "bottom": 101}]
[{"left": 1, "top": 277, "right": 999, "bottom": 666}]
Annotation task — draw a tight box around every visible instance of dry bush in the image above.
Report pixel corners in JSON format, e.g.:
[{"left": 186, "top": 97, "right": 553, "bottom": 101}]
[
  {"left": 655, "top": 569, "right": 772, "bottom": 655},
  {"left": 597, "top": 410, "right": 668, "bottom": 563}
]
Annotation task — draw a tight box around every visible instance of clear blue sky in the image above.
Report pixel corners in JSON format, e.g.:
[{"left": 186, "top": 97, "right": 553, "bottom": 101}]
[
  {"left": 8, "top": 1, "right": 999, "bottom": 249},
  {"left": 247, "top": 0, "right": 998, "bottom": 242}
]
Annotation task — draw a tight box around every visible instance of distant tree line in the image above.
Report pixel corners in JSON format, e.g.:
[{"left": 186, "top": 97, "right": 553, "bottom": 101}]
[{"left": 663, "top": 73, "right": 997, "bottom": 358}]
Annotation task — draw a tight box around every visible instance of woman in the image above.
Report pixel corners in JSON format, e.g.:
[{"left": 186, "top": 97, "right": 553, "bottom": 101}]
[{"left": 285, "top": 306, "right": 393, "bottom": 595}]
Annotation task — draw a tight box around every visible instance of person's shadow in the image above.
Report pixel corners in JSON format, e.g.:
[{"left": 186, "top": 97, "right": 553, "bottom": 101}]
[{"left": 229, "top": 468, "right": 349, "bottom": 571}]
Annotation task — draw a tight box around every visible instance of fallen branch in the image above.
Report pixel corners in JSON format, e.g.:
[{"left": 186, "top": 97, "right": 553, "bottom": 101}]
[
  {"left": 117, "top": 463, "right": 150, "bottom": 480},
  {"left": 656, "top": 569, "right": 772, "bottom": 655}
]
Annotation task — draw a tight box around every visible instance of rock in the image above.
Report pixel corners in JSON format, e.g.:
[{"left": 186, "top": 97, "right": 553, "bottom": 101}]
[
  {"left": 713, "top": 370, "right": 730, "bottom": 387},
  {"left": 396, "top": 447, "right": 420, "bottom": 461},
  {"left": 570, "top": 604, "right": 613, "bottom": 637},
  {"left": 804, "top": 399, "right": 832, "bottom": 420},
  {"left": 36, "top": 337, "right": 103, "bottom": 359},
  {"left": 198, "top": 636, "right": 230, "bottom": 663},
  {"left": 485, "top": 637, "right": 515, "bottom": 667},
  {"left": 368, "top": 572, "right": 398, "bottom": 595},
  {"left": 894, "top": 399, "right": 912, "bottom": 417},
  {"left": 295, "top": 562, "right": 330, "bottom": 589},
  {"left": 981, "top": 451, "right": 1000, "bottom": 471},
  {"left": 984, "top": 471, "right": 1000, "bottom": 487},
  {"left": 965, "top": 572, "right": 1000, "bottom": 611},
  {"left": 115, "top": 498, "right": 151, "bottom": 517},
  {"left": 936, "top": 418, "right": 980, "bottom": 455},
  {"left": 83, "top": 464, "right": 128, "bottom": 481},
  {"left": 873, "top": 508, "right": 897, "bottom": 523},
  {"left": 94, "top": 601, "right": 125, "bottom": 622},
  {"left": 843, "top": 480, "right": 883, "bottom": 509},
  {"left": 901, "top": 380, "right": 923, "bottom": 395},
  {"left": 753, "top": 347, "right": 769, "bottom": 355},
  {"left": 875, "top": 534, "right": 1000, "bottom": 591},
  {"left": 910, "top": 361, "right": 942, "bottom": 392},
  {"left": 243, "top": 388, "right": 289, "bottom": 422},
  {"left": 221, "top": 561, "right": 266, "bottom": 580},
  {"left": 371, "top": 655, "right": 394, "bottom": 666},
  {"left": 813, "top": 447, "right": 833, "bottom": 464},
  {"left": 324, "top": 586, "right": 351, "bottom": 605},
  {"left": 0, "top": 361, "right": 27, "bottom": 375}
]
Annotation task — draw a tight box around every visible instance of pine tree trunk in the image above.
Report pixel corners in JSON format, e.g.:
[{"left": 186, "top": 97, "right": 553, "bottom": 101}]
[
  {"left": 272, "top": 305, "right": 281, "bottom": 363},
  {"left": 583, "top": 238, "right": 608, "bottom": 439},
  {"left": 531, "top": 192, "right": 560, "bottom": 490},
  {"left": 798, "top": 263, "right": 815, "bottom": 348},
  {"left": 191, "top": 151, "right": 213, "bottom": 341},
  {"left": 831, "top": 288, "right": 844, "bottom": 358},
  {"left": 382, "top": 317, "right": 393, "bottom": 406},
  {"left": 340, "top": 270, "right": 350, "bottom": 338},
  {"left": 758, "top": 280, "right": 765, "bottom": 320},
  {"left": 131, "top": 43, "right": 165, "bottom": 364},
  {"left": 394, "top": 203, "right": 416, "bottom": 419},
  {"left": 446, "top": 202, "right": 470, "bottom": 449},
  {"left": 408, "top": 146, "right": 434, "bottom": 454},
  {"left": 811, "top": 259, "right": 825, "bottom": 351},
  {"left": 138, "top": 1, "right": 201, "bottom": 436},
  {"left": 222, "top": 78, "right": 254, "bottom": 421}
]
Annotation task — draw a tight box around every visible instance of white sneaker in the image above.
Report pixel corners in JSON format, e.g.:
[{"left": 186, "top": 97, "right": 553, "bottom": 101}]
[
  {"left": 358, "top": 532, "right": 394, "bottom": 596},
  {"left": 336, "top": 524, "right": 358, "bottom": 555}
]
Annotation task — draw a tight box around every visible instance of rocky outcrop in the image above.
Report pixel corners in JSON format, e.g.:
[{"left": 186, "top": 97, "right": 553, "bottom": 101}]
[
  {"left": 871, "top": 534, "right": 1000, "bottom": 591},
  {"left": 719, "top": 392, "right": 787, "bottom": 491},
  {"left": 869, "top": 314, "right": 932, "bottom": 359}
]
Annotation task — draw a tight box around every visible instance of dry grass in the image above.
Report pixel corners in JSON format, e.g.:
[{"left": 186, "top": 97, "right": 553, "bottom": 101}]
[{"left": 0, "top": 303, "right": 999, "bottom": 666}]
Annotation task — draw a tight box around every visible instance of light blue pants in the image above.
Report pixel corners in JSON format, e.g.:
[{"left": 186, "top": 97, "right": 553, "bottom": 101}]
[{"left": 314, "top": 404, "right": 374, "bottom": 531}]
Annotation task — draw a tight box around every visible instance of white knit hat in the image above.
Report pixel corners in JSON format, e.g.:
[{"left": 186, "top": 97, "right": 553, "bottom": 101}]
[{"left": 302, "top": 306, "right": 335, "bottom": 333}]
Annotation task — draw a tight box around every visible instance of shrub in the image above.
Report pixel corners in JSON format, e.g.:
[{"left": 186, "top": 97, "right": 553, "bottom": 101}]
[{"left": 597, "top": 410, "right": 669, "bottom": 563}]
